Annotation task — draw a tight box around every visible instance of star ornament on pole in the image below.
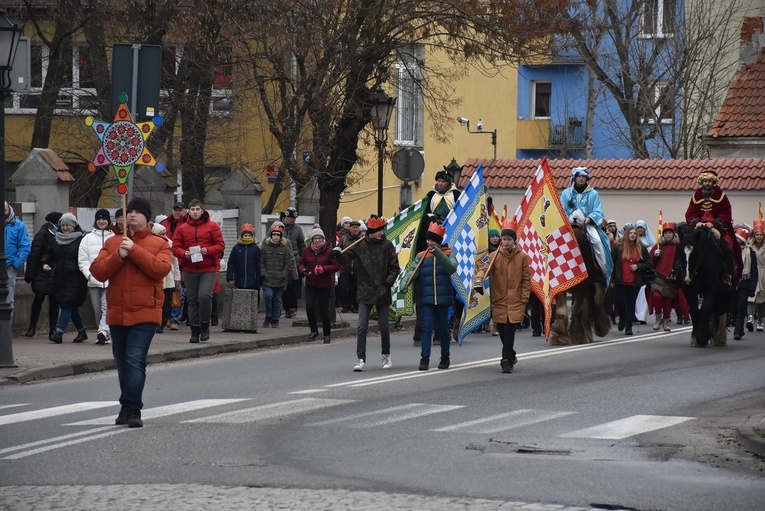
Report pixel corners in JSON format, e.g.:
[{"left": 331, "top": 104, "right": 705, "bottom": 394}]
[{"left": 85, "top": 92, "right": 165, "bottom": 195}]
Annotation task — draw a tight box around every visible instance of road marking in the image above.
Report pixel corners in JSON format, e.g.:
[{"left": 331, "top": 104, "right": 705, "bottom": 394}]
[
  {"left": 307, "top": 403, "right": 463, "bottom": 428},
  {"left": 558, "top": 414, "right": 695, "bottom": 439},
  {"left": 289, "top": 389, "right": 328, "bottom": 395},
  {"left": 0, "top": 402, "right": 116, "bottom": 426},
  {"left": 323, "top": 328, "right": 693, "bottom": 389},
  {"left": 0, "top": 426, "right": 114, "bottom": 456},
  {"left": 0, "top": 404, "right": 28, "bottom": 411},
  {"left": 65, "top": 399, "right": 250, "bottom": 426},
  {"left": 3, "top": 428, "right": 130, "bottom": 460},
  {"left": 183, "top": 398, "right": 354, "bottom": 424},
  {"left": 433, "top": 409, "right": 576, "bottom": 434}
]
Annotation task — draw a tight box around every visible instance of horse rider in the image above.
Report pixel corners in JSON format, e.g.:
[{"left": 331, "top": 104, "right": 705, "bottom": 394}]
[
  {"left": 560, "top": 166, "right": 613, "bottom": 284},
  {"left": 685, "top": 170, "right": 742, "bottom": 290}
]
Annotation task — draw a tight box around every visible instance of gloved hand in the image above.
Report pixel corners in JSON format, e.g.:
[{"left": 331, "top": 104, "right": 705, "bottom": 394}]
[
  {"left": 473, "top": 279, "right": 484, "bottom": 296},
  {"left": 314, "top": 265, "right": 324, "bottom": 274},
  {"left": 331, "top": 247, "right": 342, "bottom": 258}
]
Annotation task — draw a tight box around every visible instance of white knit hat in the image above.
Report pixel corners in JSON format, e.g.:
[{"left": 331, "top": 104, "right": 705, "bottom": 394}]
[
  {"left": 341, "top": 216, "right": 352, "bottom": 224},
  {"left": 310, "top": 224, "right": 325, "bottom": 239},
  {"left": 58, "top": 212, "right": 77, "bottom": 227}
]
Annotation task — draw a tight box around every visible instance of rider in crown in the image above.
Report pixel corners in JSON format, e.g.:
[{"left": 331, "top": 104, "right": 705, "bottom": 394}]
[{"left": 685, "top": 170, "right": 742, "bottom": 289}]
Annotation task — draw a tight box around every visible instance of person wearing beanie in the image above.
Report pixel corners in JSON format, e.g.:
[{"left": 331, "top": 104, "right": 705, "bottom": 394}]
[
  {"left": 488, "top": 228, "right": 500, "bottom": 254},
  {"left": 338, "top": 220, "right": 363, "bottom": 313},
  {"left": 112, "top": 208, "right": 124, "bottom": 235},
  {"left": 260, "top": 224, "right": 295, "bottom": 328},
  {"left": 336, "top": 216, "right": 352, "bottom": 243},
  {"left": 400, "top": 222, "right": 457, "bottom": 370},
  {"left": 474, "top": 220, "right": 530, "bottom": 373},
  {"left": 226, "top": 223, "right": 262, "bottom": 291},
  {"left": 24, "top": 211, "right": 63, "bottom": 337},
  {"left": 332, "top": 214, "right": 400, "bottom": 371},
  {"left": 160, "top": 203, "right": 188, "bottom": 330},
  {"left": 4, "top": 201, "right": 31, "bottom": 325},
  {"left": 299, "top": 225, "right": 339, "bottom": 343},
  {"left": 90, "top": 194, "right": 172, "bottom": 428},
  {"left": 172, "top": 199, "right": 225, "bottom": 343},
  {"left": 42, "top": 212, "right": 89, "bottom": 344},
  {"left": 126, "top": 197, "right": 152, "bottom": 225},
  {"left": 280, "top": 208, "right": 305, "bottom": 319},
  {"left": 78, "top": 208, "right": 116, "bottom": 344}
]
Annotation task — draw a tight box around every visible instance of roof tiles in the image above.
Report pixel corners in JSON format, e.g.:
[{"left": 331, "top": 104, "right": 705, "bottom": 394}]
[{"left": 707, "top": 52, "right": 765, "bottom": 138}]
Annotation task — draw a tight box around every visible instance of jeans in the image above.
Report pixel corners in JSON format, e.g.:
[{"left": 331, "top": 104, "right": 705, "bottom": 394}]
[
  {"left": 88, "top": 287, "right": 110, "bottom": 337},
  {"left": 170, "top": 284, "right": 186, "bottom": 325},
  {"left": 264, "top": 286, "right": 284, "bottom": 325},
  {"left": 184, "top": 272, "right": 217, "bottom": 327},
  {"left": 420, "top": 303, "right": 451, "bottom": 359},
  {"left": 57, "top": 307, "right": 85, "bottom": 333},
  {"left": 110, "top": 323, "right": 156, "bottom": 415},
  {"left": 497, "top": 322, "right": 517, "bottom": 360},
  {"left": 356, "top": 303, "right": 391, "bottom": 362},
  {"left": 305, "top": 286, "right": 331, "bottom": 336}
]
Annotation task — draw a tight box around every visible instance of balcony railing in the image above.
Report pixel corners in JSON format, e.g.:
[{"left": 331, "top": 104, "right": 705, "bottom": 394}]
[{"left": 549, "top": 117, "right": 585, "bottom": 148}]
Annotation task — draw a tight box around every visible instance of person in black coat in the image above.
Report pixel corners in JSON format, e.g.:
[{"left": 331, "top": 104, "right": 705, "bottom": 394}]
[
  {"left": 226, "top": 223, "right": 262, "bottom": 290},
  {"left": 733, "top": 229, "right": 759, "bottom": 340},
  {"left": 24, "top": 211, "right": 62, "bottom": 338},
  {"left": 42, "top": 213, "right": 89, "bottom": 344}
]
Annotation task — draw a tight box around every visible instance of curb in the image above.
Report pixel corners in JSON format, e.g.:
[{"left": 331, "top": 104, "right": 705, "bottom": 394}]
[
  {"left": 1, "top": 319, "right": 415, "bottom": 385},
  {"left": 734, "top": 414, "right": 765, "bottom": 458}
]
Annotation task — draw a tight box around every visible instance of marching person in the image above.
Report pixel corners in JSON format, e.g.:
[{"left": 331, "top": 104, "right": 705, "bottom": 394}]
[
  {"left": 172, "top": 199, "right": 225, "bottom": 343},
  {"left": 260, "top": 225, "right": 294, "bottom": 328},
  {"left": 474, "top": 221, "right": 530, "bottom": 373},
  {"left": 226, "top": 223, "right": 262, "bottom": 291},
  {"left": 299, "top": 225, "right": 339, "bottom": 343},
  {"left": 400, "top": 223, "right": 457, "bottom": 370},
  {"left": 733, "top": 228, "right": 758, "bottom": 340},
  {"left": 43, "top": 213, "right": 89, "bottom": 344},
  {"left": 333, "top": 214, "right": 400, "bottom": 372},
  {"left": 111, "top": 208, "right": 124, "bottom": 236},
  {"left": 78, "top": 208, "right": 115, "bottom": 344},
  {"left": 151, "top": 222, "right": 181, "bottom": 333},
  {"left": 161, "top": 202, "right": 188, "bottom": 330},
  {"left": 4, "top": 201, "right": 31, "bottom": 324},
  {"left": 338, "top": 220, "right": 362, "bottom": 313},
  {"left": 90, "top": 197, "right": 172, "bottom": 428},
  {"left": 281, "top": 207, "right": 306, "bottom": 319},
  {"left": 649, "top": 223, "right": 678, "bottom": 332},
  {"left": 610, "top": 227, "right": 652, "bottom": 336},
  {"left": 746, "top": 220, "right": 765, "bottom": 332},
  {"left": 24, "top": 211, "right": 62, "bottom": 338}
]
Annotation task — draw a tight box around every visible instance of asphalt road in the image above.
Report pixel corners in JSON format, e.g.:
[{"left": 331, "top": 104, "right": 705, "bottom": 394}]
[{"left": 1, "top": 324, "right": 764, "bottom": 511}]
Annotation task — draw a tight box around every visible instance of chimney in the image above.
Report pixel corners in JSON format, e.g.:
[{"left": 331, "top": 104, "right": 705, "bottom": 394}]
[{"left": 740, "top": 17, "right": 765, "bottom": 65}]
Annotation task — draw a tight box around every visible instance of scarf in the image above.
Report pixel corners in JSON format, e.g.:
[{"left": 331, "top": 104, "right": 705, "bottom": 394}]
[
  {"left": 55, "top": 230, "right": 83, "bottom": 246},
  {"left": 5, "top": 205, "right": 15, "bottom": 224},
  {"left": 742, "top": 244, "right": 752, "bottom": 280},
  {"left": 238, "top": 236, "right": 255, "bottom": 245},
  {"left": 311, "top": 240, "right": 325, "bottom": 252}
]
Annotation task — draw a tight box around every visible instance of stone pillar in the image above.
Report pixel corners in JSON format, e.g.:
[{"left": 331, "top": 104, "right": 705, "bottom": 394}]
[{"left": 11, "top": 149, "right": 73, "bottom": 233}]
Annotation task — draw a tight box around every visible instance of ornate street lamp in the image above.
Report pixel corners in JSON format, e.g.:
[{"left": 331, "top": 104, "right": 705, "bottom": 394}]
[
  {"left": 371, "top": 90, "right": 396, "bottom": 217},
  {"left": 0, "top": 8, "right": 22, "bottom": 367},
  {"left": 444, "top": 157, "right": 463, "bottom": 188}
]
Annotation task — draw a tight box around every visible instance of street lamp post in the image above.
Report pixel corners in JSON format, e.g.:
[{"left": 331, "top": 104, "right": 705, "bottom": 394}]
[
  {"left": 0, "top": 8, "right": 21, "bottom": 367},
  {"left": 456, "top": 117, "right": 497, "bottom": 160},
  {"left": 371, "top": 90, "right": 396, "bottom": 217}
]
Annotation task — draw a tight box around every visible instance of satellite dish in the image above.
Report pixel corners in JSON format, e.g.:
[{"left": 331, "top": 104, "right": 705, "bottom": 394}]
[{"left": 391, "top": 148, "right": 425, "bottom": 182}]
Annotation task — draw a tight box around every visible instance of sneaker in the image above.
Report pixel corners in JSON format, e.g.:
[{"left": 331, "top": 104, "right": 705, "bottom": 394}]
[
  {"left": 96, "top": 332, "right": 108, "bottom": 345},
  {"left": 170, "top": 323, "right": 179, "bottom": 331},
  {"left": 746, "top": 316, "right": 754, "bottom": 332},
  {"left": 308, "top": 331, "right": 319, "bottom": 341},
  {"left": 381, "top": 354, "right": 392, "bottom": 369},
  {"left": 126, "top": 412, "right": 143, "bottom": 428},
  {"left": 500, "top": 358, "right": 513, "bottom": 373},
  {"left": 438, "top": 356, "right": 450, "bottom": 370},
  {"left": 285, "top": 309, "right": 297, "bottom": 319},
  {"left": 353, "top": 359, "right": 365, "bottom": 372},
  {"left": 758, "top": 323, "right": 764, "bottom": 333},
  {"left": 271, "top": 323, "right": 279, "bottom": 328},
  {"left": 115, "top": 411, "right": 127, "bottom": 425},
  {"left": 418, "top": 357, "right": 429, "bottom": 371}
]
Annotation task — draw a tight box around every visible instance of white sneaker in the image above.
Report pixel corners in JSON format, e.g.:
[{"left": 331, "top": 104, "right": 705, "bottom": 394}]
[
  {"left": 381, "top": 354, "right": 392, "bottom": 369},
  {"left": 353, "top": 359, "right": 365, "bottom": 372}
]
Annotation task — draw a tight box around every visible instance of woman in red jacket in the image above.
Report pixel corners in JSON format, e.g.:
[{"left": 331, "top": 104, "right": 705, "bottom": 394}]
[
  {"left": 90, "top": 197, "right": 172, "bottom": 428},
  {"left": 299, "top": 226, "right": 339, "bottom": 343}
]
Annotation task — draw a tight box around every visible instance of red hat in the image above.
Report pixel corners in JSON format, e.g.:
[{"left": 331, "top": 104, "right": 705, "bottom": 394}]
[
  {"left": 241, "top": 223, "right": 254, "bottom": 234},
  {"left": 425, "top": 222, "right": 446, "bottom": 244},
  {"left": 697, "top": 170, "right": 719, "bottom": 185},
  {"left": 735, "top": 228, "right": 750, "bottom": 243},
  {"left": 662, "top": 222, "right": 675, "bottom": 232},
  {"left": 366, "top": 215, "right": 387, "bottom": 233},
  {"left": 501, "top": 219, "right": 517, "bottom": 240},
  {"left": 753, "top": 220, "right": 765, "bottom": 234},
  {"left": 269, "top": 225, "right": 284, "bottom": 236}
]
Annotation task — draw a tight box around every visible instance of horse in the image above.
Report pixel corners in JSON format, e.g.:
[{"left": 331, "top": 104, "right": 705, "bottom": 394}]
[
  {"left": 549, "top": 225, "right": 612, "bottom": 345},
  {"left": 674, "top": 224, "right": 733, "bottom": 348}
]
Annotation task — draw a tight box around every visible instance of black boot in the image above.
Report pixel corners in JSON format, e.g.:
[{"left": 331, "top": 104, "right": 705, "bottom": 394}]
[
  {"left": 50, "top": 331, "right": 63, "bottom": 344},
  {"left": 25, "top": 326, "right": 36, "bottom": 337},
  {"left": 200, "top": 322, "right": 210, "bottom": 342},
  {"left": 418, "top": 357, "right": 430, "bottom": 371},
  {"left": 438, "top": 356, "right": 450, "bottom": 370},
  {"left": 73, "top": 330, "right": 88, "bottom": 343},
  {"left": 189, "top": 326, "right": 200, "bottom": 343}
]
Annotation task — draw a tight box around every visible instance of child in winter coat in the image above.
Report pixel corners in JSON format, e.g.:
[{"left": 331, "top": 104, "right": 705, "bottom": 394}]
[
  {"left": 227, "top": 223, "right": 262, "bottom": 290},
  {"left": 259, "top": 225, "right": 295, "bottom": 327},
  {"left": 649, "top": 222, "right": 679, "bottom": 332}
]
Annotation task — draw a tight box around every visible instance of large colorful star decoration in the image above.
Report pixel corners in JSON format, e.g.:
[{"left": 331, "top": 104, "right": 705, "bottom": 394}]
[{"left": 85, "top": 92, "right": 166, "bottom": 195}]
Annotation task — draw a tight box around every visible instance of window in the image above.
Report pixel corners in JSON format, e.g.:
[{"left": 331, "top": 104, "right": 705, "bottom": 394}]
[
  {"left": 640, "top": 0, "right": 676, "bottom": 38},
  {"left": 640, "top": 81, "right": 674, "bottom": 124},
  {"left": 532, "top": 82, "right": 551, "bottom": 119},
  {"left": 159, "top": 45, "right": 233, "bottom": 117},
  {"left": 394, "top": 45, "right": 424, "bottom": 146}
]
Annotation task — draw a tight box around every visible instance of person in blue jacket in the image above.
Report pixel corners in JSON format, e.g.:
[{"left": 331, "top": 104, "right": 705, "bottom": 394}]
[
  {"left": 5, "top": 201, "right": 31, "bottom": 323},
  {"left": 226, "top": 223, "right": 262, "bottom": 290}
]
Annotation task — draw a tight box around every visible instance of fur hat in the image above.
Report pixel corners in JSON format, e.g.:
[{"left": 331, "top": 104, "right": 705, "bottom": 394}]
[
  {"left": 241, "top": 223, "right": 254, "bottom": 235},
  {"left": 736, "top": 228, "right": 750, "bottom": 243},
  {"left": 310, "top": 224, "right": 325, "bottom": 239},
  {"left": 366, "top": 215, "right": 387, "bottom": 234},
  {"left": 501, "top": 219, "right": 517, "bottom": 240},
  {"left": 126, "top": 197, "right": 152, "bottom": 222},
  {"left": 425, "top": 222, "right": 446, "bottom": 244},
  {"left": 434, "top": 169, "right": 453, "bottom": 183},
  {"left": 58, "top": 212, "right": 78, "bottom": 228},
  {"left": 697, "top": 170, "right": 719, "bottom": 185}
]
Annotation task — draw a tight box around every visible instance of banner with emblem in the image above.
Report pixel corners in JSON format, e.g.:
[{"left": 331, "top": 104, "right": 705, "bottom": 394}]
[
  {"left": 385, "top": 199, "right": 426, "bottom": 317},
  {"left": 444, "top": 164, "right": 491, "bottom": 345},
  {"left": 513, "top": 157, "right": 588, "bottom": 340}
]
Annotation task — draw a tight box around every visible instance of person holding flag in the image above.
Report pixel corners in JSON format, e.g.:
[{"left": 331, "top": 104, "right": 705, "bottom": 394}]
[{"left": 474, "top": 220, "right": 530, "bottom": 373}]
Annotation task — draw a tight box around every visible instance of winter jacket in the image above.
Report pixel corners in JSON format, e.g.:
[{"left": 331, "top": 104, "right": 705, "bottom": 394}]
[
  {"left": 4, "top": 208, "right": 31, "bottom": 270},
  {"left": 226, "top": 241, "right": 262, "bottom": 289},
  {"left": 260, "top": 237, "right": 294, "bottom": 289},
  {"left": 78, "top": 227, "right": 115, "bottom": 287},
  {"left": 283, "top": 221, "right": 306, "bottom": 261},
  {"left": 299, "top": 242, "right": 340, "bottom": 289},
  {"left": 337, "top": 236, "right": 400, "bottom": 305},
  {"left": 160, "top": 213, "right": 187, "bottom": 239},
  {"left": 41, "top": 228, "right": 88, "bottom": 308},
  {"left": 25, "top": 221, "right": 57, "bottom": 295},
  {"left": 751, "top": 242, "right": 765, "bottom": 304},
  {"left": 739, "top": 246, "right": 759, "bottom": 296},
  {"left": 161, "top": 238, "right": 181, "bottom": 289},
  {"left": 338, "top": 233, "right": 362, "bottom": 274},
  {"left": 650, "top": 238, "right": 679, "bottom": 298},
  {"left": 90, "top": 226, "right": 172, "bottom": 326},
  {"left": 611, "top": 244, "right": 652, "bottom": 287},
  {"left": 402, "top": 246, "right": 457, "bottom": 306},
  {"left": 172, "top": 210, "right": 225, "bottom": 274},
  {"left": 475, "top": 245, "right": 530, "bottom": 324}
]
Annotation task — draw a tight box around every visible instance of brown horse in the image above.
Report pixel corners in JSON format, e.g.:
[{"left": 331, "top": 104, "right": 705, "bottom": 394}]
[{"left": 549, "top": 225, "right": 612, "bottom": 345}]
